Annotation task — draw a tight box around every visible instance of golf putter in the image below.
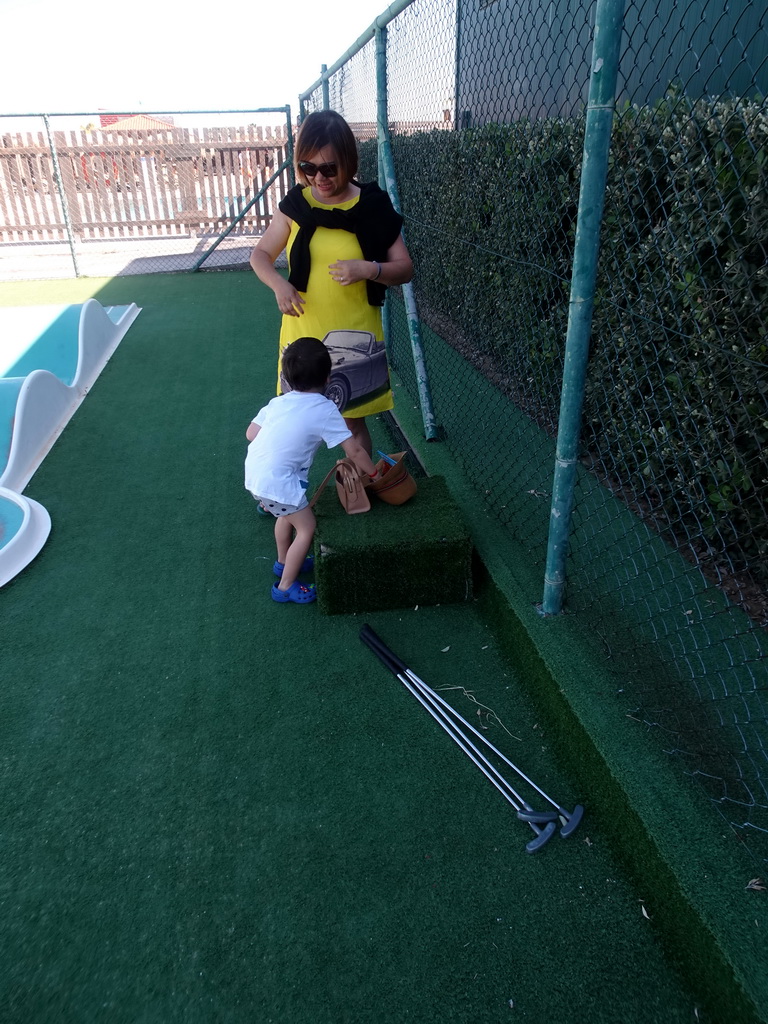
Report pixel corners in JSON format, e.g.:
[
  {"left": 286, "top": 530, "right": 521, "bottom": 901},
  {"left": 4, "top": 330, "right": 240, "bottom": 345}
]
[
  {"left": 360, "top": 626, "right": 557, "bottom": 853},
  {"left": 406, "top": 664, "right": 583, "bottom": 836},
  {"left": 361, "top": 624, "right": 583, "bottom": 839}
]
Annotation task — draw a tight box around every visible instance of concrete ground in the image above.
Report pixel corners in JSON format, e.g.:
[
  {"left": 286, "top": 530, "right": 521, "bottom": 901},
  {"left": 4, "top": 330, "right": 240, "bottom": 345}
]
[{"left": 0, "top": 235, "right": 266, "bottom": 282}]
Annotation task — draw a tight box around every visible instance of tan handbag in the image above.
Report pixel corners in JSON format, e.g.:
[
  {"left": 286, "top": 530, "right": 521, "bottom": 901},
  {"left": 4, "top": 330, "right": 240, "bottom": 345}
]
[
  {"left": 310, "top": 458, "right": 371, "bottom": 514},
  {"left": 366, "top": 452, "right": 417, "bottom": 505},
  {"left": 310, "top": 452, "right": 416, "bottom": 514}
]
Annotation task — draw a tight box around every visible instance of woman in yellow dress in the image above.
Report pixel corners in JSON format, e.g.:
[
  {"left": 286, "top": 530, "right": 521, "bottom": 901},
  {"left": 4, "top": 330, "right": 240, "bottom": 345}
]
[{"left": 249, "top": 110, "right": 413, "bottom": 456}]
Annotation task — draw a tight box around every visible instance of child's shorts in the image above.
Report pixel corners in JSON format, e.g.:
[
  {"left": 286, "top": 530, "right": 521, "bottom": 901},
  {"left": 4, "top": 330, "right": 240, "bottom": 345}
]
[
  {"left": 251, "top": 480, "right": 309, "bottom": 518},
  {"left": 253, "top": 495, "right": 309, "bottom": 517}
]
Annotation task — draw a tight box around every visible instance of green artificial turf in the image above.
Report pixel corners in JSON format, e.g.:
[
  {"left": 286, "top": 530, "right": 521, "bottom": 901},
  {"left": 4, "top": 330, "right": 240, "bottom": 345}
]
[
  {"left": 388, "top": 351, "right": 768, "bottom": 1024},
  {"left": 0, "top": 272, "right": 719, "bottom": 1023}
]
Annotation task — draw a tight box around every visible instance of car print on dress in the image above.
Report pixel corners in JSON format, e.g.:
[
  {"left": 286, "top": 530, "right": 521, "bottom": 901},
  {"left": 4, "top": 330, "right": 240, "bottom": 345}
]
[{"left": 280, "top": 330, "right": 390, "bottom": 414}]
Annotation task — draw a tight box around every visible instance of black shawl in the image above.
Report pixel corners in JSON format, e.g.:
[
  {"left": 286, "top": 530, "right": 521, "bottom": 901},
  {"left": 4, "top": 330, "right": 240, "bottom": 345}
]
[{"left": 278, "top": 181, "right": 404, "bottom": 307}]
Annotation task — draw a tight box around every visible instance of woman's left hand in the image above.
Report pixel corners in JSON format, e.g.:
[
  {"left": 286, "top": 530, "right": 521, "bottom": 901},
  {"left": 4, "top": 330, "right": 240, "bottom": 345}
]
[{"left": 329, "top": 259, "right": 372, "bottom": 286}]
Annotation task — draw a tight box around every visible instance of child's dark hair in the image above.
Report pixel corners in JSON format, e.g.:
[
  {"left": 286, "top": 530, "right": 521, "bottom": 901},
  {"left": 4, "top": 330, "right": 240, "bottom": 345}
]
[{"left": 281, "top": 337, "right": 332, "bottom": 392}]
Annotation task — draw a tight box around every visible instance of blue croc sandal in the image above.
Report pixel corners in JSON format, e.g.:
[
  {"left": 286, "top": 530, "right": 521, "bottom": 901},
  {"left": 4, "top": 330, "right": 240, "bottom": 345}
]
[
  {"left": 273, "top": 556, "right": 315, "bottom": 578},
  {"left": 271, "top": 581, "right": 317, "bottom": 604}
]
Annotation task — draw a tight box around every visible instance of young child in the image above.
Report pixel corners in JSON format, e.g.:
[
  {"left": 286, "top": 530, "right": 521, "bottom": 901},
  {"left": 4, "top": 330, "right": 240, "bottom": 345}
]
[{"left": 245, "top": 336, "right": 379, "bottom": 604}]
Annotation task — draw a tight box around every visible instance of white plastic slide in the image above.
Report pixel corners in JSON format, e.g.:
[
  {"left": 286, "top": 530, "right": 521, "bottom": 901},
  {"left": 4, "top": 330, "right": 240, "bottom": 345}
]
[
  {"left": 0, "top": 299, "right": 140, "bottom": 586},
  {"left": 0, "top": 487, "right": 51, "bottom": 588}
]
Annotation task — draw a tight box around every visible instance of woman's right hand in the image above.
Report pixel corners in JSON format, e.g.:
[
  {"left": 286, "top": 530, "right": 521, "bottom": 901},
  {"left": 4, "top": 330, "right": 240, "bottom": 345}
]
[
  {"left": 273, "top": 278, "right": 305, "bottom": 317},
  {"left": 250, "top": 211, "right": 304, "bottom": 315}
]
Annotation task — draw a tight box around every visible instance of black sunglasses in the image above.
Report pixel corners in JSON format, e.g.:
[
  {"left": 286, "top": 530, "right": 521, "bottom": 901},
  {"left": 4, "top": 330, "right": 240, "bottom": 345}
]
[{"left": 298, "top": 160, "right": 338, "bottom": 178}]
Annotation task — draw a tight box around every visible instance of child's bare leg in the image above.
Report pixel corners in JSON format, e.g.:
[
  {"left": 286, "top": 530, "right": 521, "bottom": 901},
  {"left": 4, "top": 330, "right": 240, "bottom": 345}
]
[
  {"left": 275, "top": 507, "right": 316, "bottom": 591},
  {"left": 274, "top": 515, "right": 294, "bottom": 566}
]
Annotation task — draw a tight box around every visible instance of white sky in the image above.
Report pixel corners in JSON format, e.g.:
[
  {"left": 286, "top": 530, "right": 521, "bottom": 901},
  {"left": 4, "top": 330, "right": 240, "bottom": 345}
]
[{"left": 0, "top": 0, "right": 392, "bottom": 117}]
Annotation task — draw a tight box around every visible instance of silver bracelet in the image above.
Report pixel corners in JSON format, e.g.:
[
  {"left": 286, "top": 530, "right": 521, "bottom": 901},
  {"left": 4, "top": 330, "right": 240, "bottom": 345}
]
[{"left": 371, "top": 260, "right": 382, "bottom": 281}]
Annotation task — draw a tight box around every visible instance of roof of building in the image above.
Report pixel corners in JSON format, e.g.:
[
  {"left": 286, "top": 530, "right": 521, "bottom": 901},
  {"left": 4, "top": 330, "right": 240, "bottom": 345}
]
[{"left": 99, "top": 114, "right": 176, "bottom": 130}]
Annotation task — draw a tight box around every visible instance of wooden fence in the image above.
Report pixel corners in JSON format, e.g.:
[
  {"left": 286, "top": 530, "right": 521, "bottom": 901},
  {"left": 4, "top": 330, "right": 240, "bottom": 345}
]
[{"left": 0, "top": 124, "right": 292, "bottom": 244}]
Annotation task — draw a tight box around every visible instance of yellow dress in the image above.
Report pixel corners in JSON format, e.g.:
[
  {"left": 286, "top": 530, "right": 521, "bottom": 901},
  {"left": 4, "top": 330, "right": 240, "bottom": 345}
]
[{"left": 278, "top": 187, "right": 394, "bottom": 419}]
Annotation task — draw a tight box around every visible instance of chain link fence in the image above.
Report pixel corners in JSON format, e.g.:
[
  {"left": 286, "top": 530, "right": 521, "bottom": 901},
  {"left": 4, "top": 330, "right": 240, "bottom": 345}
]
[
  {"left": 0, "top": 109, "right": 293, "bottom": 279},
  {"left": 2, "top": 1, "right": 766, "bottom": 868},
  {"left": 302, "top": 0, "right": 768, "bottom": 866}
]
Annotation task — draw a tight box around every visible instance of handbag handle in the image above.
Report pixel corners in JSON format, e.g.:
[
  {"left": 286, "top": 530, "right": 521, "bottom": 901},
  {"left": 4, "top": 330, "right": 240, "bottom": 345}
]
[{"left": 309, "top": 458, "right": 367, "bottom": 509}]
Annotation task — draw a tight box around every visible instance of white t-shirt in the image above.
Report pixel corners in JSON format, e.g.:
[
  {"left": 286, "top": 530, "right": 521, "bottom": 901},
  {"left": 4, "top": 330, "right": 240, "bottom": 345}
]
[{"left": 244, "top": 390, "right": 352, "bottom": 507}]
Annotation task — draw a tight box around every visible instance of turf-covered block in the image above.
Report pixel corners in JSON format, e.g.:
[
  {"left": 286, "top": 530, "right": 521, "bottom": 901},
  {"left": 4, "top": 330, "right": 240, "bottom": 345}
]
[{"left": 314, "top": 474, "right": 473, "bottom": 615}]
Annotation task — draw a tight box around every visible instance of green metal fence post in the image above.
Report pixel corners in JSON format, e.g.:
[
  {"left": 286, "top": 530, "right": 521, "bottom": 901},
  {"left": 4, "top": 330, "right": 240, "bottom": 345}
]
[
  {"left": 375, "top": 25, "right": 438, "bottom": 441},
  {"left": 43, "top": 114, "right": 79, "bottom": 278},
  {"left": 284, "top": 104, "right": 295, "bottom": 186},
  {"left": 540, "top": 0, "right": 626, "bottom": 616},
  {"left": 453, "top": 0, "right": 463, "bottom": 130},
  {"left": 321, "top": 65, "right": 330, "bottom": 110},
  {"left": 376, "top": 27, "right": 390, "bottom": 372}
]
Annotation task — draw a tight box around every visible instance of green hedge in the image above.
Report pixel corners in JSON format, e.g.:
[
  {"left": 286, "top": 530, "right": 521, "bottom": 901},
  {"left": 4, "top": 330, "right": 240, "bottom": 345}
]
[
  {"left": 363, "top": 92, "right": 767, "bottom": 588},
  {"left": 393, "top": 121, "right": 581, "bottom": 394},
  {"left": 589, "top": 92, "right": 768, "bottom": 580}
]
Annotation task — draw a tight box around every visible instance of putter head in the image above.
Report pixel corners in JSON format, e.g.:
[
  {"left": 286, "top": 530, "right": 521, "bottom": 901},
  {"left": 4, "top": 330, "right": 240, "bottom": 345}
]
[
  {"left": 559, "top": 804, "right": 585, "bottom": 837},
  {"left": 517, "top": 809, "right": 559, "bottom": 824},
  {"left": 525, "top": 820, "right": 557, "bottom": 853}
]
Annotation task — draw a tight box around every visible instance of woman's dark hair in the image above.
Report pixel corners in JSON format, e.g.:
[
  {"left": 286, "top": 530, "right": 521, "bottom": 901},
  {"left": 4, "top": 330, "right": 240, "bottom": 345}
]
[
  {"left": 281, "top": 337, "right": 332, "bottom": 392},
  {"left": 294, "top": 110, "right": 358, "bottom": 185}
]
